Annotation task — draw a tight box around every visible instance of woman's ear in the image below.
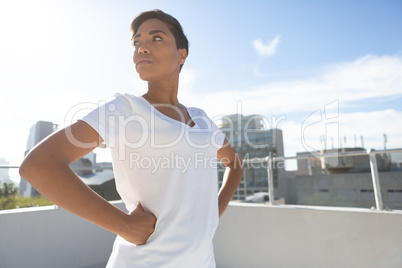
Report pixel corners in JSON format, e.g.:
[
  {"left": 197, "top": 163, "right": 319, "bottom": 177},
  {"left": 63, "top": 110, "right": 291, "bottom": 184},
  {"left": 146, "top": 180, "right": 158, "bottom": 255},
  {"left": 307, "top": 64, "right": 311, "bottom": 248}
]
[{"left": 179, "top": 48, "right": 187, "bottom": 65}]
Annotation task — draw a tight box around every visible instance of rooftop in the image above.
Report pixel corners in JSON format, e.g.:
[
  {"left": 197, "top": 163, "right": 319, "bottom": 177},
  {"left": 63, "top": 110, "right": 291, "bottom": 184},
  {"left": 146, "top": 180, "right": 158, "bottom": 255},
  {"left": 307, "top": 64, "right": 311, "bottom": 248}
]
[
  {"left": 1, "top": 201, "right": 401, "bottom": 268},
  {"left": 1, "top": 148, "right": 401, "bottom": 267}
]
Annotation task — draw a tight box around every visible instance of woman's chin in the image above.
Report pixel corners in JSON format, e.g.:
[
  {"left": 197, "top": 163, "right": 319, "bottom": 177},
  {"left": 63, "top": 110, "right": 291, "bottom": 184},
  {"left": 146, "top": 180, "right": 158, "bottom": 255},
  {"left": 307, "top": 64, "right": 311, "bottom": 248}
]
[{"left": 137, "top": 72, "right": 152, "bottom": 82}]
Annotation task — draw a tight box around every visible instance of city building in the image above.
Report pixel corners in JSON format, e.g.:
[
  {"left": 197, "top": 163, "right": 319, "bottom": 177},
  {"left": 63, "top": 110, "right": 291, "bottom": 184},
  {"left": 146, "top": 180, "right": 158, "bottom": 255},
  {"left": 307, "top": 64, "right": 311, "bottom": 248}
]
[
  {"left": 293, "top": 147, "right": 402, "bottom": 209},
  {"left": 19, "top": 121, "right": 102, "bottom": 198},
  {"left": 78, "top": 169, "right": 120, "bottom": 201},
  {"left": 217, "top": 113, "right": 285, "bottom": 201},
  {"left": 19, "top": 121, "right": 58, "bottom": 197},
  {"left": 71, "top": 152, "right": 97, "bottom": 176},
  {"left": 0, "top": 158, "right": 11, "bottom": 185}
]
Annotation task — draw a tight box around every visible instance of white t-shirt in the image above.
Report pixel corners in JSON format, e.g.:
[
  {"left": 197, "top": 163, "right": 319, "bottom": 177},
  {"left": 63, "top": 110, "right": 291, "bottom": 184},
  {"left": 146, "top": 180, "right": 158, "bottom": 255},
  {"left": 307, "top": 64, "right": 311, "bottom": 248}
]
[{"left": 80, "top": 93, "right": 225, "bottom": 268}]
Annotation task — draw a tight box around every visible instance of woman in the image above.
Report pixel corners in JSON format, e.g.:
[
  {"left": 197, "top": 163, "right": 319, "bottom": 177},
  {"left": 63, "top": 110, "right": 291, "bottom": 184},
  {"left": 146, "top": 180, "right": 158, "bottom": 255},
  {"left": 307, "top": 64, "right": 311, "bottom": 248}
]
[{"left": 20, "top": 9, "right": 243, "bottom": 267}]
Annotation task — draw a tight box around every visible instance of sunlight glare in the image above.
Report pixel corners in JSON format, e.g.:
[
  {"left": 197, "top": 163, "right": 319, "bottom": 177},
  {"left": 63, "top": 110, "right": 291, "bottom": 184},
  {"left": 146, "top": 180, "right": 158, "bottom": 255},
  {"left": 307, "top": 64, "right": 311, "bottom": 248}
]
[{"left": 0, "top": 0, "right": 63, "bottom": 66}]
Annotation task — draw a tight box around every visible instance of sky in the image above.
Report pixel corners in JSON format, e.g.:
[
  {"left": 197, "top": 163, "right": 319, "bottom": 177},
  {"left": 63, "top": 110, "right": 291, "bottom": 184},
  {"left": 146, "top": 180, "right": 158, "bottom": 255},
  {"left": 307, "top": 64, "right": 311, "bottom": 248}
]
[{"left": 0, "top": 0, "right": 401, "bottom": 183}]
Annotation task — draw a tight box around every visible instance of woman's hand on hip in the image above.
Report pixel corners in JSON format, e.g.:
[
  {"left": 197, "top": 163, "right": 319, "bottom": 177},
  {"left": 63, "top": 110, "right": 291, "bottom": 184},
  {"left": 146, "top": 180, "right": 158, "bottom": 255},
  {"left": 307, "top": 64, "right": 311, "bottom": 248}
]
[{"left": 119, "top": 202, "right": 157, "bottom": 245}]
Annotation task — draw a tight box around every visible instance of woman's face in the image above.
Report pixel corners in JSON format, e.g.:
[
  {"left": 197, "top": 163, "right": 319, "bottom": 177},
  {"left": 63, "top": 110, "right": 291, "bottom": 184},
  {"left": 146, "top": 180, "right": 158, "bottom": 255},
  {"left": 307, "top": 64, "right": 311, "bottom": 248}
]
[{"left": 132, "top": 19, "right": 187, "bottom": 81}]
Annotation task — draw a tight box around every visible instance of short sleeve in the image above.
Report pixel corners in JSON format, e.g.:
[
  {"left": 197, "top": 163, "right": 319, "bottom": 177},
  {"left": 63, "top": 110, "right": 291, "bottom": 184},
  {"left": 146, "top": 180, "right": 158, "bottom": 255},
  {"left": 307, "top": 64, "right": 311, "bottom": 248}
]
[{"left": 79, "top": 94, "right": 132, "bottom": 147}]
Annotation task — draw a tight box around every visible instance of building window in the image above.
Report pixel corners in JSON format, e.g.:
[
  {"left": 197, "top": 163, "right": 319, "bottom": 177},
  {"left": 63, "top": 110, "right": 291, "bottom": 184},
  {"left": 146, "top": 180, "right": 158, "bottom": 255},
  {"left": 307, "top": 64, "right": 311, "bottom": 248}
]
[
  {"left": 319, "top": 189, "right": 330, "bottom": 200},
  {"left": 360, "top": 189, "right": 374, "bottom": 202},
  {"left": 337, "top": 189, "right": 357, "bottom": 201},
  {"left": 388, "top": 190, "right": 402, "bottom": 202}
]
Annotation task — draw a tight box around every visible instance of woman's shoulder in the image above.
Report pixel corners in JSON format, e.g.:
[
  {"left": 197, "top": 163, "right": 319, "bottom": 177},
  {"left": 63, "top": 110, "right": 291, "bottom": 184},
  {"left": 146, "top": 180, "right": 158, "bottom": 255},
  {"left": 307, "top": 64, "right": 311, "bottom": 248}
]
[
  {"left": 188, "top": 106, "right": 218, "bottom": 123},
  {"left": 187, "top": 106, "right": 223, "bottom": 130},
  {"left": 186, "top": 105, "right": 206, "bottom": 116},
  {"left": 101, "top": 93, "right": 146, "bottom": 117},
  {"left": 112, "top": 92, "right": 142, "bottom": 103},
  {"left": 111, "top": 93, "right": 147, "bottom": 108}
]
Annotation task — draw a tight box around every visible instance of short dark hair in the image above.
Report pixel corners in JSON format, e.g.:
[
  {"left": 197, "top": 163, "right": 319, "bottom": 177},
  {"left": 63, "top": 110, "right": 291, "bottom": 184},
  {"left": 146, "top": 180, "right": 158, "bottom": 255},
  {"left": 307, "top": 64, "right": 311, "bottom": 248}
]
[{"left": 130, "top": 9, "right": 189, "bottom": 72}]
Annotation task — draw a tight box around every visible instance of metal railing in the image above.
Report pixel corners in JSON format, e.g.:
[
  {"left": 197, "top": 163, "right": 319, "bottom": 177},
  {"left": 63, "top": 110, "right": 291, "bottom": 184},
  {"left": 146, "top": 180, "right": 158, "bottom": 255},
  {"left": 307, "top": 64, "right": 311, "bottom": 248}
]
[
  {"left": 1, "top": 148, "right": 402, "bottom": 210},
  {"left": 0, "top": 166, "right": 113, "bottom": 170},
  {"left": 243, "top": 148, "right": 402, "bottom": 210}
]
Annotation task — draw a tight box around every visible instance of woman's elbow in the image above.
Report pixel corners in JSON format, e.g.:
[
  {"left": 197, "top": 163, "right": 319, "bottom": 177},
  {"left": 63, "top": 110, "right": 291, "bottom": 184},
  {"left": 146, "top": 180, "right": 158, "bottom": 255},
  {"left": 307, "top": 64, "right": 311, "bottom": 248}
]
[
  {"left": 19, "top": 155, "right": 38, "bottom": 181},
  {"left": 19, "top": 149, "right": 49, "bottom": 182}
]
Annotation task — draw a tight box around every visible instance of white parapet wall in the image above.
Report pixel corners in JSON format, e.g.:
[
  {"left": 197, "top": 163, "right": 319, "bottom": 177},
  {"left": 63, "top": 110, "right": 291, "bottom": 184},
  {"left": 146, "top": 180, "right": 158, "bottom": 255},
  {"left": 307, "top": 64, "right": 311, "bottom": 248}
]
[
  {"left": 1, "top": 202, "right": 402, "bottom": 267},
  {"left": 214, "top": 203, "right": 402, "bottom": 268},
  {"left": 0, "top": 201, "right": 126, "bottom": 268}
]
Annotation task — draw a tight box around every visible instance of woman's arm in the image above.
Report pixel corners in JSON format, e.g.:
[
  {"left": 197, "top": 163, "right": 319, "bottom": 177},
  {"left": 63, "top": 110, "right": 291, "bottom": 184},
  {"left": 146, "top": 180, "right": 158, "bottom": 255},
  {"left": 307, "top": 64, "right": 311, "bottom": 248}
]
[
  {"left": 217, "top": 138, "right": 244, "bottom": 217},
  {"left": 19, "top": 120, "right": 156, "bottom": 245}
]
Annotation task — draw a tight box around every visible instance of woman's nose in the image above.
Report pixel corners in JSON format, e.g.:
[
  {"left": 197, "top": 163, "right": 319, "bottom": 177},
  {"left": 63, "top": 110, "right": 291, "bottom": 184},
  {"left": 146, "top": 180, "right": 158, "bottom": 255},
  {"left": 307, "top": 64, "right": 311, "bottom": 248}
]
[{"left": 138, "top": 46, "right": 150, "bottom": 54}]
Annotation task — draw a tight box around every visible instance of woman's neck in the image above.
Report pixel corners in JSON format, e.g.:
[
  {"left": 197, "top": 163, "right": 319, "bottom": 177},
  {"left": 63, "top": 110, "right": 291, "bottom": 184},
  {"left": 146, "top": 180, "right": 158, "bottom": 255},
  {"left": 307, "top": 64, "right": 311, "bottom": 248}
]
[{"left": 144, "top": 79, "right": 180, "bottom": 106}]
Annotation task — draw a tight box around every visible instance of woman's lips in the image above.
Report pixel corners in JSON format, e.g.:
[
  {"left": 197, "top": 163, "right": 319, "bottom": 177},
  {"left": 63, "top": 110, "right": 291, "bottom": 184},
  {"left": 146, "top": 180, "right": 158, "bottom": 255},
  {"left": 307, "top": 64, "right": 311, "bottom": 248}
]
[{"left": 137, "top": 58, "right": 152, "bottom": 67}]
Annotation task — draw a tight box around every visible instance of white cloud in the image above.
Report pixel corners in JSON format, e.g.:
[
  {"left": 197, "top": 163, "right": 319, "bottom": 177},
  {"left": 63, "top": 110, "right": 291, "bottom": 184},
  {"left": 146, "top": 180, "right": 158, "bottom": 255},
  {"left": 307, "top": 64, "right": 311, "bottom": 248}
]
[
  {"left": 4, "top": 54, "right": 402, "bottom": 172},
  {"left": 195, "top": 54, "right": 402, "bottom": 117},
  {"left": 282, "top": 109, "right": 402, "bottom": 158},
  {"left": 187, "top": 54, "right": 402, "bottom": 158},
  {"left": 252, "top": 36, "right": 281, "bottom": 57}
]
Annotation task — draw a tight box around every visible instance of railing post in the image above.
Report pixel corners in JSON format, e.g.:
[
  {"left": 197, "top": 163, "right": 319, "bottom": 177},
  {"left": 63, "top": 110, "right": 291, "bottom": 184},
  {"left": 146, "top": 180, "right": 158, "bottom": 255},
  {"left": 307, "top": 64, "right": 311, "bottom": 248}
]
[
  {"left": 267, "top": 153, "right": 275, "bottom": 205},
  {"left": 367, "top": 149, "right": 384, "bottom": 210}
]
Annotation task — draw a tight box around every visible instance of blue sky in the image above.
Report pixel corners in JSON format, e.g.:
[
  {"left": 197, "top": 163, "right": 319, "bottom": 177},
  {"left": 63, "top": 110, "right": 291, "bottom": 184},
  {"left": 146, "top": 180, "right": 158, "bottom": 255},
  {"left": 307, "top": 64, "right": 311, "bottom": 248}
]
[{"left": 0, "top": 0, "right": 401, "bottom": 182}]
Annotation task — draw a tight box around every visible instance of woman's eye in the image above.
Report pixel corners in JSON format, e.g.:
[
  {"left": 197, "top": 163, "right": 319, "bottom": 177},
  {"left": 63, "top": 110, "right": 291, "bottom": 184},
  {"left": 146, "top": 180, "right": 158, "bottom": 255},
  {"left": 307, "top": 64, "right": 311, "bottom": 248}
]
[
  {"left": 153, "top": 35, "right": 162, "bottom": 41},
  {"left": 133, "top": 40, "right": 139, "bottom": 46}
]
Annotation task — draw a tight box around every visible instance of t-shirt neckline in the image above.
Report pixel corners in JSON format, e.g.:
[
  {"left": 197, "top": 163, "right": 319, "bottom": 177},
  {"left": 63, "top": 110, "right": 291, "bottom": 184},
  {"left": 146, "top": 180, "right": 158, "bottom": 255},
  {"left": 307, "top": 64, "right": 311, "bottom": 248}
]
[{"left": 138, "top": 95, "right": 197, "bottom": 129}]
